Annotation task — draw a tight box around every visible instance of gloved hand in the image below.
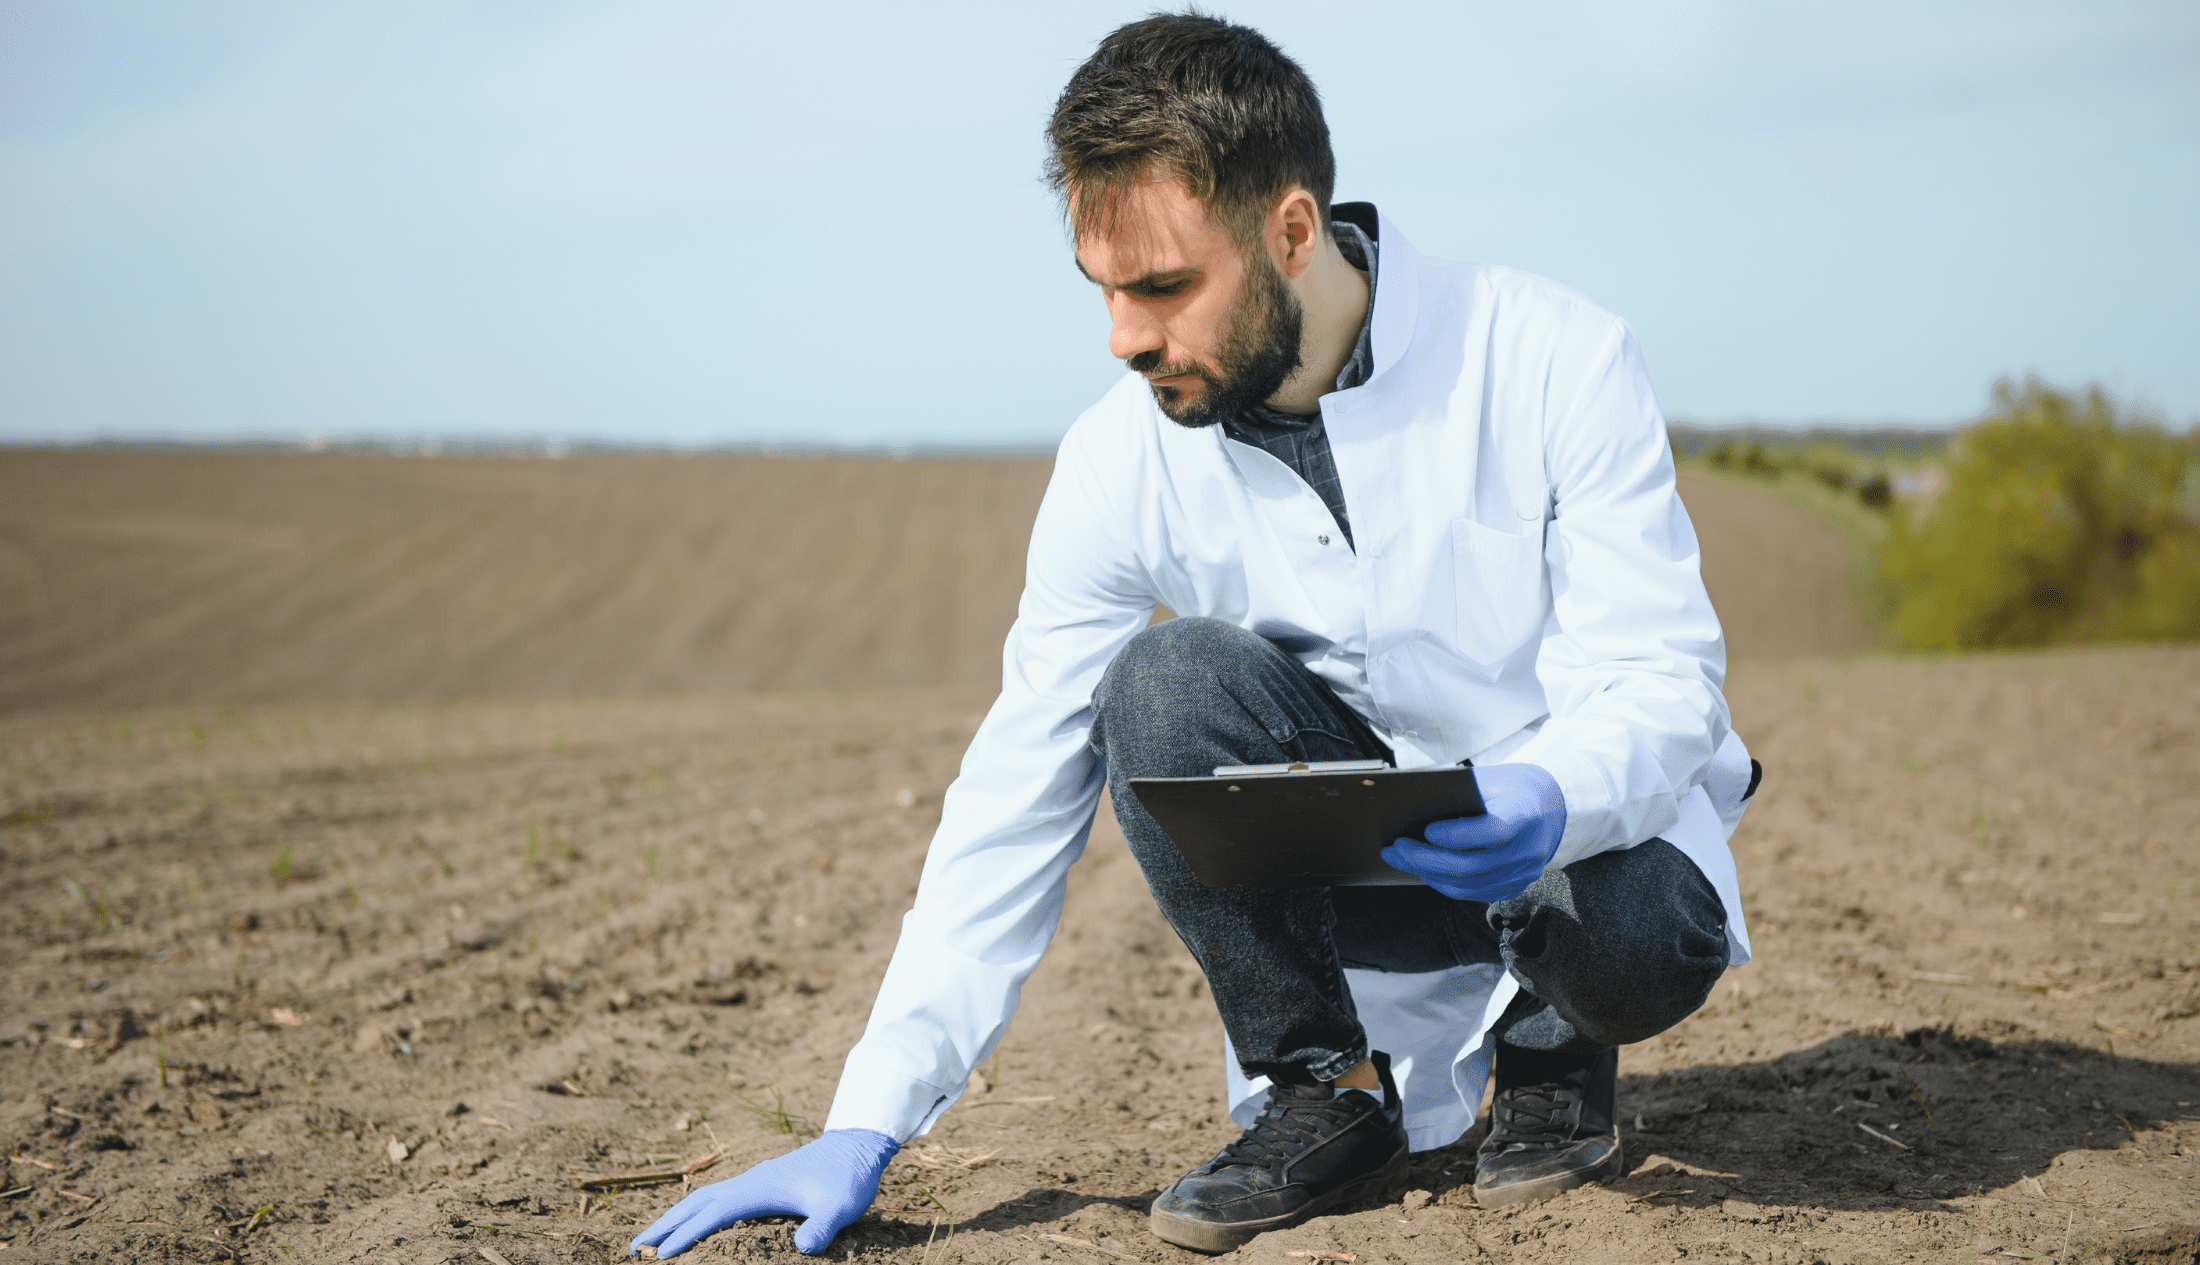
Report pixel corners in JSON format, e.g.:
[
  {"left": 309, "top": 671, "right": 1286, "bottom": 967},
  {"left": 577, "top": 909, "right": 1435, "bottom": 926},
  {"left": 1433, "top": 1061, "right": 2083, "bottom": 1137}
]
[
  {"left": 629, "top": 1128, "right": 899, "bottom": 1258},
  {"left": 1381, "top": 763, "right": 1567, "bottom": 902}
]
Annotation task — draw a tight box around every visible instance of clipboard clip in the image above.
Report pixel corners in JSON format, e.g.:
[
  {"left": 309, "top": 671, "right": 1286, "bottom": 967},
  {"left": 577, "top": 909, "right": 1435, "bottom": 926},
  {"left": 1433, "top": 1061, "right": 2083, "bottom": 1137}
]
[{"left": 1212, "top": 758, "right": 1390, "bottom": 777}]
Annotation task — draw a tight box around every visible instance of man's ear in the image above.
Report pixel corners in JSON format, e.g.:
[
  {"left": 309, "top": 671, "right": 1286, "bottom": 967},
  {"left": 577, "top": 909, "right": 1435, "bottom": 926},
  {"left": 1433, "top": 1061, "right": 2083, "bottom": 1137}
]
[{"left": 1267, "top": 187, "right": 1323, "bottom": 280}]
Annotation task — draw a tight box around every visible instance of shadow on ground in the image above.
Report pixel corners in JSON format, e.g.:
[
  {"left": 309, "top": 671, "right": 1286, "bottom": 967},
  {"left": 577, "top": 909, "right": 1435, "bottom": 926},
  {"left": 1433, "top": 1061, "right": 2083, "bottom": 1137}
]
[
  {"left": 918, "top": 1026, "right": 2200, "bottom": 1263},
  {"left": 1605, "top": 1027, "right": 2197, "bottom": 1205}
]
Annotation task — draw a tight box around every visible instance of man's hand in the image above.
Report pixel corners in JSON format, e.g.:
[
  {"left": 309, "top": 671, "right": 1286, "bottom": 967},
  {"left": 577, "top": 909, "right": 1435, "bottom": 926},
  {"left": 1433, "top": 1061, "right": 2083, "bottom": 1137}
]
[
  {"left": 628, "top": 1128, "right": 899, "bottom": 1258},
  {"left": 1380, "top": 763, "right": 1567, "bottom": 903}
]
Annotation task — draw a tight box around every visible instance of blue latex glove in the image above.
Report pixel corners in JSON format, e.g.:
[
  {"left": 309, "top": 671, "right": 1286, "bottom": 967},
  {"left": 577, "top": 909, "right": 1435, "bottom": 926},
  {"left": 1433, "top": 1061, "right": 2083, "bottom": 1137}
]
[
  {"left": 629, "top": 1128, "right": 899, "bottom": 1258},
  {"left": 1380, "top": 763, "right": 1567, "bottom": 902}
]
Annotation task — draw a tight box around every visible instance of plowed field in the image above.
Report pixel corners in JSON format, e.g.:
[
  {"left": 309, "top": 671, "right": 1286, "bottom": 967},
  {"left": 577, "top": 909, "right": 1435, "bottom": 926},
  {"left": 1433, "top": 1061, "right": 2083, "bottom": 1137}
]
[{"left": 2, "top": 451, "right": 2194, "bottom": 1265}]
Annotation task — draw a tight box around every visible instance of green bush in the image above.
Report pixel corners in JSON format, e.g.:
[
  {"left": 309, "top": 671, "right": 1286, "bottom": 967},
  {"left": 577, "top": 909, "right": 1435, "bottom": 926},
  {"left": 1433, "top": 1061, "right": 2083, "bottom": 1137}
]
[{"left": 1882, "top": 379, "right": 2199, "bottom": 649}]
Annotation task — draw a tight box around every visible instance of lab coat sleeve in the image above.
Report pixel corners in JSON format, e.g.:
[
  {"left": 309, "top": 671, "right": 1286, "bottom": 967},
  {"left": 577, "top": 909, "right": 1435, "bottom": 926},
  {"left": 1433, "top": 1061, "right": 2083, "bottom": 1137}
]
[
  {"left": 1505, "top": 323, "right": 1729, "bottom": 869},
  {"left": 822, "top": 418, "right": 1158, "bottom": 1141}
]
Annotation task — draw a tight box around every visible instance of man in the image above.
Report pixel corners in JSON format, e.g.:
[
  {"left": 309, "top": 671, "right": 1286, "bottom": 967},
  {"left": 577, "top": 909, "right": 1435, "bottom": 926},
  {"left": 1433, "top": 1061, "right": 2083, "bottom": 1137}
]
[{"left": 634, "top": 14, "right": 1756, "bottom": 1259}]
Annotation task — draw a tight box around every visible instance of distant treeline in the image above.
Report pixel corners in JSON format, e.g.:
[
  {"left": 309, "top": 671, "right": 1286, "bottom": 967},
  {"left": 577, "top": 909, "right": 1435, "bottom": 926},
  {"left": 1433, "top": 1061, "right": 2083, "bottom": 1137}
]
[
  {"left": 1686, "top": 380, "right": 2200, "bottom": 649},
  {"left": 1666, "top": 423, "right": 1953, "bottom": 460}
]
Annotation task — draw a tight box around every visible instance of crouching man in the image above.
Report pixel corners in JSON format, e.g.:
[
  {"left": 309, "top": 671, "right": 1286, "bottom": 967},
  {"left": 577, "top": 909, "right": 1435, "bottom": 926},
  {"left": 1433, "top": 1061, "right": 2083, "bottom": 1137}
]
[{"left": 634, "top": 13, "right": 1756, "bottom": 1258}]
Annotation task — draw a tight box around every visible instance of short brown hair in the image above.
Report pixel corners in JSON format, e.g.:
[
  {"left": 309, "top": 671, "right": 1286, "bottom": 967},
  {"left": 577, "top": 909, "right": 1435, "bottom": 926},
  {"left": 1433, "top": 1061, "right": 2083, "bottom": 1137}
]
[{"left": 1044, "top": 12, "right": 1335, "bottom": 247}]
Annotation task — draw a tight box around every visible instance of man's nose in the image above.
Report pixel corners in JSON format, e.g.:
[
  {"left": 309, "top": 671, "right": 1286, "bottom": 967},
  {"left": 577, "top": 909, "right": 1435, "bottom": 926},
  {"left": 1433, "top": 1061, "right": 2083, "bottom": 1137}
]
[{"left": 1106, "top": 293, "right": 1164, "bottom": 365}]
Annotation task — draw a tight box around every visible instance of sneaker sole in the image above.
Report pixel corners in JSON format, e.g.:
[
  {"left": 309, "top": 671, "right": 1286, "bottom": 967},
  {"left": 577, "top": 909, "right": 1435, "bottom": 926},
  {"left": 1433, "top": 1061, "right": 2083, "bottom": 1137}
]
[
  {"left": 1148, "top": 1145, "right": 1412, "bottom": 1254},
  {"left": 1471, "top": 1135, "right": 1624, "bottom": 1209}
]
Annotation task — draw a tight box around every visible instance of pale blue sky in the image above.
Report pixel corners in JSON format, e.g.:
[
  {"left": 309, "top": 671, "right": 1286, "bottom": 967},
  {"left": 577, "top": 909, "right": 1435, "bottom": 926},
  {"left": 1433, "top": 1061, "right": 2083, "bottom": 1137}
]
[{"left": 3, "top": 1, "right": 2196, "bottom": 447}]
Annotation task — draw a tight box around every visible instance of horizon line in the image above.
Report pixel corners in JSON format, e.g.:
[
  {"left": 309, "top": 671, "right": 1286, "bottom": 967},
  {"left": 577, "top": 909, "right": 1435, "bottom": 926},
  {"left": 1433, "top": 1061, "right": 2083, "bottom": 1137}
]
[{"left": 0, "top": 417, "right": 1987, "bottom": 460}]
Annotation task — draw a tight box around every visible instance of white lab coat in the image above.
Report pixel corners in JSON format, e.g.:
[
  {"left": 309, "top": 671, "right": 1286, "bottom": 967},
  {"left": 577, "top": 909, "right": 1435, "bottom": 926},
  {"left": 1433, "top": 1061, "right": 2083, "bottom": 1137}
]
[{"left": 823, "top": 208, "right": 1754, "bottom": 1152}]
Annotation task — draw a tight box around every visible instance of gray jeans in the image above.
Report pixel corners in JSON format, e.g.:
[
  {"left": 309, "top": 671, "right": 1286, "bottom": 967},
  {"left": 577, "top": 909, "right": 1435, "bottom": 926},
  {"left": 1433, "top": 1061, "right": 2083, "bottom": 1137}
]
[{"left": 1090, "top": 618, "right": 1730, "bottom": 1086}]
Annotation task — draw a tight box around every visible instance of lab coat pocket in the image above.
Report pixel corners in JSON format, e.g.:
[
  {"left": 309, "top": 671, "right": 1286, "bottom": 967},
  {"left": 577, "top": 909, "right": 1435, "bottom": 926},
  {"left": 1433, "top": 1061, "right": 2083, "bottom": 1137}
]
[{"left": 1450, "top": 518, "right": 1546, "bottom": 670}]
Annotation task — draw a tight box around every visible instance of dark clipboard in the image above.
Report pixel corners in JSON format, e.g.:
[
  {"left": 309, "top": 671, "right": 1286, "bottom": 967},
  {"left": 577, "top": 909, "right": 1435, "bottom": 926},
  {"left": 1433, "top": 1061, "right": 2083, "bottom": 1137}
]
[{"left": 1126, "top": 760, "right": 1486, "bottom": 888}]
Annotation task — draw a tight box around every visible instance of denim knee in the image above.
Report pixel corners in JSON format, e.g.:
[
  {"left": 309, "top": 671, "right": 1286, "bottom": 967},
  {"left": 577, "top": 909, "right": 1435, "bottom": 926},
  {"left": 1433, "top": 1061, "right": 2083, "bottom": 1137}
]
[
  {"left": 1092, "top": 618, "right": 1295, "bottom": 751},
  {"left": 1566, "top": 944, "right": 1726, "bottom": 1047},
  {"left": 1493, "top": 839, "right": 1731, "bottom": 1049}
]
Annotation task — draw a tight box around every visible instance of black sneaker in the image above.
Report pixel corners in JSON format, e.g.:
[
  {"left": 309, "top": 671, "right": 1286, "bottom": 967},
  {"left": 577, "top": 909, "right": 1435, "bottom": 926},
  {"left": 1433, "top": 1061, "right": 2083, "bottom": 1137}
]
[
  {"left": 1473, "top": 1043, "right": 1623, "bottom": 1207},
  {"left": 1149, "top": 1052, "right": 1411, "bottom": 1254}
]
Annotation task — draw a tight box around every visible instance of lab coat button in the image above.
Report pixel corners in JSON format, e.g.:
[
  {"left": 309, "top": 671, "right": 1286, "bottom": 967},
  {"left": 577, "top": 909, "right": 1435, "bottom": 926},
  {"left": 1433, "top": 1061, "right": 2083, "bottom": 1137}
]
[{"left": 1318, "top": 534, "right": 1331, "bottom": 546}]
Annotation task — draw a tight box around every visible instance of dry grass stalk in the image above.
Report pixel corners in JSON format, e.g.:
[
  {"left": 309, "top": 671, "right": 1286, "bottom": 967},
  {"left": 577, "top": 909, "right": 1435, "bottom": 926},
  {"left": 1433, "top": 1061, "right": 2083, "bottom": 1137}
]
[
  {"left": 2033, "top": 978, "right": 2122, "bottom": 1002},
  {"left": 477, "top": 1247, "right": 515, "bottom": 1265},
  {"left": 1858, "top": 1122, "right": 1909, "bottom": 1150},
  {"left": 1894, "top": 1062, "right": 1936, "bottom": 1130},
  {"left": 916, "top": 1188, "right": 957, "bottom": 1265},
  {"left": 570, "top": 1149, "right": 724, "bottom": 1191},
  {"left": 1628, "top": 1188, "right": 1696, "bottom": 1203},
  {"left": 907, "top": 1143, "right": 998, "bottom": 1170}
]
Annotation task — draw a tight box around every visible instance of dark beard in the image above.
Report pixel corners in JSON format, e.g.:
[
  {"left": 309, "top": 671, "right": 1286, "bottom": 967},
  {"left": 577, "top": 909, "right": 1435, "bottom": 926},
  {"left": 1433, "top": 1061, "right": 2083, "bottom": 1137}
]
[{"left": 1129, "top": 251, "right": 1304, "bottom": 429}]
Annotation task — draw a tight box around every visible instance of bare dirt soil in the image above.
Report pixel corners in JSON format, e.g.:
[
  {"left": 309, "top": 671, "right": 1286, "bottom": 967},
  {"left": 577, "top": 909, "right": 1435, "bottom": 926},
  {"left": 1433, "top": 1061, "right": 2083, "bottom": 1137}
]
[
  {"left": 0, "top": 452, "right": 1049, "bottom": 711},
  {"left": 3, "top": 452, "right": 2195, "bottom": 1265},
  {"left": 1, "top": 451, "right": 1866, "bottom": 713}
]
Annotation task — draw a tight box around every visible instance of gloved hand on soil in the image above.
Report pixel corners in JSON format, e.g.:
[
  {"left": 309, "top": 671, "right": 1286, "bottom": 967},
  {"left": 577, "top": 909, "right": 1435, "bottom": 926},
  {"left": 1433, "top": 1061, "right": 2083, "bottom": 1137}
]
[
  {"left": 628, "top": 1128, "right": 900, "bottom": 1258},
  {"left": 1381, "top": 762, "right": 1567, "bottom": 902}
]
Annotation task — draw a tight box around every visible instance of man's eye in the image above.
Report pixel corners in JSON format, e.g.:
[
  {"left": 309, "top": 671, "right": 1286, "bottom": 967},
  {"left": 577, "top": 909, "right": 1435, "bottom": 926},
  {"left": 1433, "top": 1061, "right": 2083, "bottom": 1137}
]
[{"left": 1145, "top": 281, "right": 1190, "bottom": 298}]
